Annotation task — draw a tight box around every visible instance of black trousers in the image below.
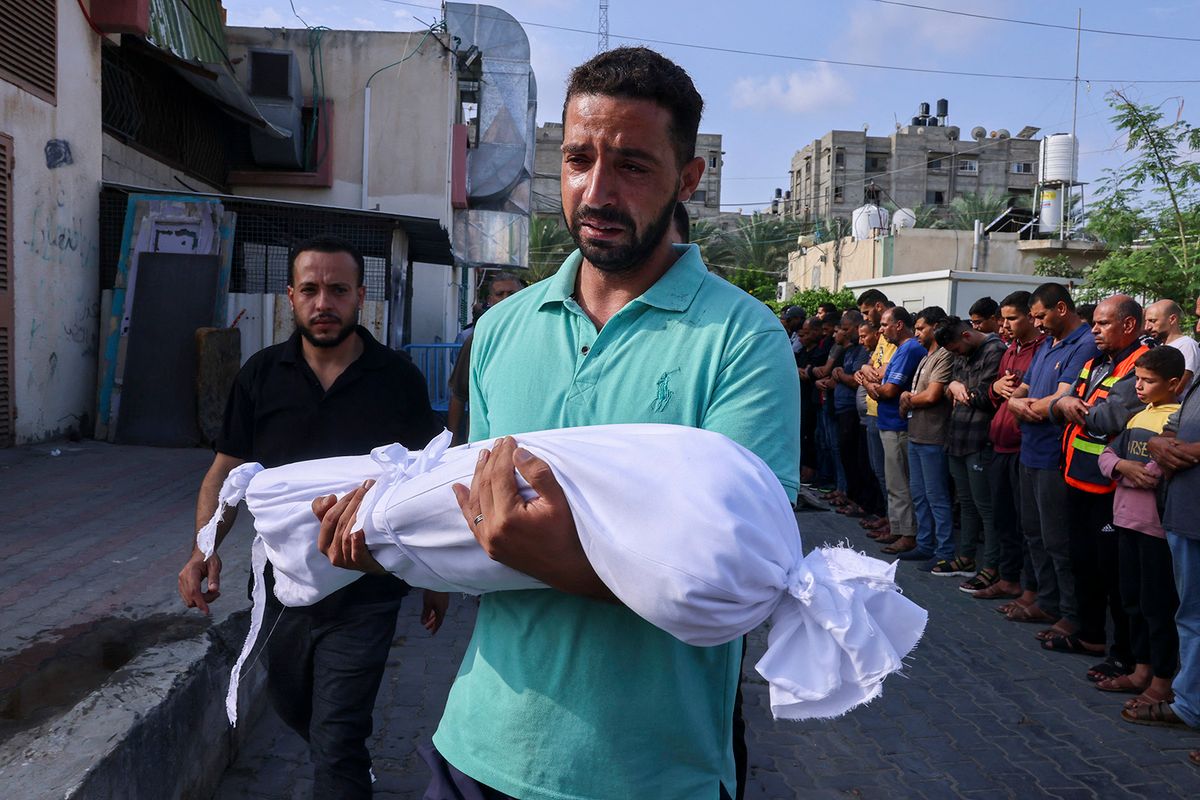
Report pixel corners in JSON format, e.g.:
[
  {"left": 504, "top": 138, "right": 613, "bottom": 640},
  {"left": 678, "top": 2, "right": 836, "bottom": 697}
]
[
  {"left": 1067, "top": 487, "right": 1130, "bottom": 660},
  {"left": 1117, "top": 526, "right": 1181, "bottom": 678},
  {"left": 990, "top": 451, "right": 1033, "bottom": 586},
  {"left": 836, "top": 409, "right": 883, "bottom": 514},
  {"left": 262, "top": 572, "right": 407, "bottom": 799}
]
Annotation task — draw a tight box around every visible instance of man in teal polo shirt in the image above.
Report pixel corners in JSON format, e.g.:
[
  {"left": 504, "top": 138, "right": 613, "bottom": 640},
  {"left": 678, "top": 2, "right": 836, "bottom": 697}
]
[{"left": 431, "top": 48, "right": 798, "bottom": 800}]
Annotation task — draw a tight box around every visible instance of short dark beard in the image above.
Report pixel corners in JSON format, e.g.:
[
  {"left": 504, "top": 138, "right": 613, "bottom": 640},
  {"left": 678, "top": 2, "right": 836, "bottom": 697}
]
[
  {"left": 296, "top": 315, "right": 358, "bottom": 349},
  {"left": 568, "top": 196, "right": 676, "bottom": 274}
]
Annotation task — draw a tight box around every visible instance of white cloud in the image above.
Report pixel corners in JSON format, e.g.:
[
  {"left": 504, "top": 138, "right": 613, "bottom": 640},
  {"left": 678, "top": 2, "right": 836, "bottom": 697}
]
[
  {"left": 228, "top": 5, "right": 284, "bottom": 27},
  {"left": 730, "top": 65, "right": 852, "bottom": 114}
]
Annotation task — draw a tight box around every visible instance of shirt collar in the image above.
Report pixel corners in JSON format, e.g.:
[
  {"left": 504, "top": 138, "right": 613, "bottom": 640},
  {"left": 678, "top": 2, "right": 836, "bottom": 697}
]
[
  {"left": 278, "top": 325, "right": 387, "bottom": 369},
  {"left": 538, "top": 244, "right": 707, "bottom": 313}
]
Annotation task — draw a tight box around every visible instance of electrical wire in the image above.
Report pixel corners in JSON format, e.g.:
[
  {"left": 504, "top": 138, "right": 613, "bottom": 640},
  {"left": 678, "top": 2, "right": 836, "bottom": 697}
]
[
  {"left": 372, "top": 0, "right": 1200, "bottom": 84},
  {"left": 868, "top": 0, "right": 1200, "bottom": 45},
  {"left": 76, "top": 0, "right": 104, "bottom": 36}
]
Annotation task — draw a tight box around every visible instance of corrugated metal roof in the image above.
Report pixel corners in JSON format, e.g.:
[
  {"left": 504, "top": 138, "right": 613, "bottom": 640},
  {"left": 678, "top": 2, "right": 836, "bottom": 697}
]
[{"left": 146, "top": 0, "right": 231, "bottom": 67}]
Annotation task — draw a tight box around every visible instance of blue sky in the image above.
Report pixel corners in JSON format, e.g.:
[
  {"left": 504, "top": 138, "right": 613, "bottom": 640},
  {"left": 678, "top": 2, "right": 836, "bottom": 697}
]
[{"left": 225, "top": 0, "right": 1200, "bottom": 212}]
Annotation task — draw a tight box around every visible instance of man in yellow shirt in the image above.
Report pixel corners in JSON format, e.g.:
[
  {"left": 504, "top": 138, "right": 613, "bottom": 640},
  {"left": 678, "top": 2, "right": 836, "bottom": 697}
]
[{"left": 856, "top": 289, "right": 897, "bottom": 536}]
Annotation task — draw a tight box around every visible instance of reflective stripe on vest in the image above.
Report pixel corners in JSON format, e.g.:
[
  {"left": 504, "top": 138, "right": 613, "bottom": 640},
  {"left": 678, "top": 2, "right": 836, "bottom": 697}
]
[{"left": 1061, "top": 344, "right": 1152, "bottom": 494}]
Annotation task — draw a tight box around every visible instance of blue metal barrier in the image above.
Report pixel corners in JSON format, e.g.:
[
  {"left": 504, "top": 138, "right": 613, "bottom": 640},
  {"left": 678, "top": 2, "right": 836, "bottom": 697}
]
[{"left": 404, "top": 343, "right": 462, "bottom": 415}]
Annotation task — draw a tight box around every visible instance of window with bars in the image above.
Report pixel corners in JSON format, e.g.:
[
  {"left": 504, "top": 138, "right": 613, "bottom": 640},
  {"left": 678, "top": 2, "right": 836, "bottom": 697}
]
[{"left": 0, "top": 0, "right": 56, "bottom": 104}]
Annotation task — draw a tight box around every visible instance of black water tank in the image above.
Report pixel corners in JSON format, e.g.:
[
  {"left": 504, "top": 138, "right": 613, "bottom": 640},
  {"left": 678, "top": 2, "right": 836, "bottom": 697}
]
[
  {"left": 919, "top": 102, "right": 931, "bottom": 116},
  {"left": 936, "top": 98, "right": 949, "bottom": 118}
]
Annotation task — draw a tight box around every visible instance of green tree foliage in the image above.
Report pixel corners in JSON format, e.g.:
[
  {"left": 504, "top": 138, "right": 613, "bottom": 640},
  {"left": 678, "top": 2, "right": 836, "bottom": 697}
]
[
  {"left": 936, "top": 191, "right": 1013, "bottom": 231},
  {"left": 767, "top": 287, "right": 857, "bottom": 315},
  {"left": 1083, "top": 92, "right": 1200, "bottom": 304},
  {"left": 1033, "top": 253, "right": 1084, "bottom": 279},
  {"left": 692, "top": 213, "right": 809, "bottom": 301},
  {"left": 526, "top": 215, "right": 576, "bottom": 282}
]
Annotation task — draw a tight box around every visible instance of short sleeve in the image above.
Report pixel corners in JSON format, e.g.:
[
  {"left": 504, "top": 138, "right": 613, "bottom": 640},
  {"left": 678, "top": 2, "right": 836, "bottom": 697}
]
[
  {"left": 884, "top": 342, "right": 922, "bottom": 386},
  {"left": 930, "top": 351, "right": 955, "bottom": 384},
  {"left": 216, "top": 363, "right": 257, "bottom": 460},
  {"left": 1061, "top": 339, "right": 1099, "bottom": 386},
  {"left": 1173, "top": 337, "right": 1200, "bottom": 376}
]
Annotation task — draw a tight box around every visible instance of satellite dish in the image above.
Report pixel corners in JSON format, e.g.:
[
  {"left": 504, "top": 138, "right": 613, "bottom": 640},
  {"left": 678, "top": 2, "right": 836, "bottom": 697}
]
[
  {"left": 971, "top": 126, "right": 987, "bottom": 141},
  {"left": 945, "top": 126, "right": 960, "bottom": 140},
  {"left": 996, "top": 129, "right": 1011, "bottom": 139}
]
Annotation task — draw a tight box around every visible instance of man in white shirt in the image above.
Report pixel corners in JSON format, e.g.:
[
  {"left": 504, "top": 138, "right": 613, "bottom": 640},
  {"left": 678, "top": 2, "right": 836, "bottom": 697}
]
[{"left": 1145, "top": 299, "right": 1199, "bottom": 388}]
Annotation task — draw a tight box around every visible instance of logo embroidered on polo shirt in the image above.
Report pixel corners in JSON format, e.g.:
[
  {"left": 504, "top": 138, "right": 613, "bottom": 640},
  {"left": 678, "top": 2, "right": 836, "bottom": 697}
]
[{"left": 652, "top": 368, "right": 681, "bottom": 413}]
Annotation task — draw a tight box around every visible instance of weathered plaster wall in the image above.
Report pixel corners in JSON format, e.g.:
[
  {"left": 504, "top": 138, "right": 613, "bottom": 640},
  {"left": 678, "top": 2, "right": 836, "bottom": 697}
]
[{"left": 2, "top": 1, "right": 102, "bottom": 443}]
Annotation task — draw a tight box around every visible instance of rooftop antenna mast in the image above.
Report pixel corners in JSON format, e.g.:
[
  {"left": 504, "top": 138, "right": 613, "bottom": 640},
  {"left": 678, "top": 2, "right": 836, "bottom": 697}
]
[
  {"left": 598, "top": 0, "right": 609, "bottom": 52},
  {"left": 1072, "top": 8, "right": 1081, "bottom": 138}
]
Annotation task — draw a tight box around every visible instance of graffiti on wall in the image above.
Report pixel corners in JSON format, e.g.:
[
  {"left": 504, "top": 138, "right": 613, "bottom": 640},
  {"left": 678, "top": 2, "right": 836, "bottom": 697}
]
[
  {"left": 23, "top": 187, "right": 98, "bottom": 269},
  {"left": 44, "top": 139, "right": 73, "bottom": 169}
]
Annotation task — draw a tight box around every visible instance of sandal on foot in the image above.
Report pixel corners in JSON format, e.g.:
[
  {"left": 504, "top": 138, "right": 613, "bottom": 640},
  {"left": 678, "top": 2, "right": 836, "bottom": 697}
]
[
  {"left": 996, "top": 599, "right": 1030, "bottom": 615},
  {"left": 1005, "top": 604, "right": 1056, "bottom": 623},
  {"left": 1041, "top": 633, "right": 1106, "bottom": 655},
  {"left": 881, "top": 536, "right": 918, "bottom": 555},
  {"left": 973, "top": 582, "right": 1022, "bottom": 600},
  {"left": 1188, "top": 750, "right": 1200, "bottom": 767},
  {"left": 1121, "top": 700, "right": 1187, "bottom": 727},
  {"left": 1035, "top": 623, "right": 1073, "bottom": 642},
  {"left": 875, "top": 534, "right": 902, "bottom": 545},
  {"left": 1087, "top": 657, "right": 1133, "bottom": 683},
  {"left": 1095, "top": 674, "right": 1149, "bottom": 694},
  {"left": 959, "top": 569, "right": 998, "bottom": 594},
  {"left": 1123, "top": 689, "right": 1174, "bottom": 711}
]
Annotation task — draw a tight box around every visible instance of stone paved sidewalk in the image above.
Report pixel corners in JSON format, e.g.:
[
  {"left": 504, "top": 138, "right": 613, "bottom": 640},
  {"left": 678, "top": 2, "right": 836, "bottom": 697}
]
[{"left": 213, "top": 499, "right": 1200, "bottom": 800}]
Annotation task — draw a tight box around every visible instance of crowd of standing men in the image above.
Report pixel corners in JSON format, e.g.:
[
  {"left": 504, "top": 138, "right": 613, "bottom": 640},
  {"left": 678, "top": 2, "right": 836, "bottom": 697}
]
[{"left": 784, "top": 284, "right": 1200, "bottom": 768}]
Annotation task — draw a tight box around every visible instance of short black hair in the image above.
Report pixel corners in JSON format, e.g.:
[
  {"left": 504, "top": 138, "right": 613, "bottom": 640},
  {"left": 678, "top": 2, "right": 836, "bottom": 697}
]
[
  {"left": 1136, "top": 345, "right": 1186, "bottom": 381},
  {"left": 818, "top": 302, "right": 839, "bottom": 317},
  {"left": 915, "top": 305, "right": 948, "bottom": 327},
  {"left": 1031, "top": 282, "right": 1075, "bottom": 313},
  {"left": 564, "top": 47, "right": 703, "bottom": 166},
  {"left": 934, "top": 315, "right": 972, "bottom": 347},
  {"left": 1078, "top": 303, "right": 1096, "bottom": 325},
  {"left": 999, "top": 290, "right": 1032, "bottom": 315},
  {"left": 969, "top": 296, "right": 999, "bottom": 318},
  {"left": 886, "top": 306, "right": 914, "bottom": 329},
  {"left": 841, "top": 309, "right": 864, "bottom": 327},
  {"left": 288, "top": 235, "right": 365, "bottom": 286},
  {"left": 856, "top": 288, "right": 890, "bottom": 307},
  {"left": 673, "top": 202, "right": 690, "bottom": 242}
]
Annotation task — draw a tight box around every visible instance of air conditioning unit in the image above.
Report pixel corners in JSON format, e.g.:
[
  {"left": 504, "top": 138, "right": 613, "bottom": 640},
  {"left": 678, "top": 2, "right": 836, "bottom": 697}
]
[{"left": 247, "top": 49, "right": 304, "bottom": 169}]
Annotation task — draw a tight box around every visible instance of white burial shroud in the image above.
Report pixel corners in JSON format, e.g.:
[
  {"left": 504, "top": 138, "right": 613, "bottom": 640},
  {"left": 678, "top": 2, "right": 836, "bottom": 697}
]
[{"left": 197, "top": 424, "right": 927, "bottom": 725}]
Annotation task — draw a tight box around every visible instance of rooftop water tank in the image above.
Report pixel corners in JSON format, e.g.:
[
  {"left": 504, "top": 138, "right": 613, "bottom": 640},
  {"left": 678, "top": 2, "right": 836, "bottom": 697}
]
[
  {"left": 852, "top": 204, "right": 890, "bottom": 241},
  {"left": 1041, "top": 133, "right": 1078, "bottom": 184},
  {"left": 892, "top": 208, "right": 917, "bottom": 232}
]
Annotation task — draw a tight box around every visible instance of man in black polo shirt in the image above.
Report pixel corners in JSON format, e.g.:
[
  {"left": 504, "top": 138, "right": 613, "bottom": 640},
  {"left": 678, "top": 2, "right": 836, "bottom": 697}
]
[{"left": 178, "top": 235, "right": 446, "bottom": 797}]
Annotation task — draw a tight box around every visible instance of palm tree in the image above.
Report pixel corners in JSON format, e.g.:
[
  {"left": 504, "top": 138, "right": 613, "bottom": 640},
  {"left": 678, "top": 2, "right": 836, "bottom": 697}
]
[
  {"left": 702, "top": 213, "right": 808, "bottom": 300},
  {"left": 937, "top": 191, "right": 1013, "bottom": 231},
  {"left": 526, "top": 215, "right": 576, "bottom": 282}
]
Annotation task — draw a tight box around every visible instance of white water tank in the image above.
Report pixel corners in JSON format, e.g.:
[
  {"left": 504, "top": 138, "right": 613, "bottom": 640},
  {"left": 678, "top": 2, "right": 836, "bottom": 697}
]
[
  {"left": 892, "top": 208, "right": 917, "bottom": 232},
  {"left": 1039, "top": 188, "right": 1064, "bottom": 233},
  {"left": 1041, "top": 133, "right": 1078, "bottom": 184},
  {"left": 852, "top": 204, "right": 890, "bottom": 240}
]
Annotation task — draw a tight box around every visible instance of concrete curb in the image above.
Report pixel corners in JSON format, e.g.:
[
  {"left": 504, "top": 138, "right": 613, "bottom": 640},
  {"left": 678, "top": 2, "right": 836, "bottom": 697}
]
[{"left": 0, "top": 610, "right": 267, "bottom": 800}]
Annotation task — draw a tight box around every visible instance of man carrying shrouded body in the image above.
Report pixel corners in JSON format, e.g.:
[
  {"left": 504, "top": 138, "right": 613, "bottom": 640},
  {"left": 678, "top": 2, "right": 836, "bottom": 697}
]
[{"left": 318, "top": 48, "right": 799, "bottom": 800}]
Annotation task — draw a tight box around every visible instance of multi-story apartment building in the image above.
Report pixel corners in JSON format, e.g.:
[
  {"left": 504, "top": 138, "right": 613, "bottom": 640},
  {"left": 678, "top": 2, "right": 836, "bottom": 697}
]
[{"left": 782, "top": 115, "right": 1041, "bottom": 222}]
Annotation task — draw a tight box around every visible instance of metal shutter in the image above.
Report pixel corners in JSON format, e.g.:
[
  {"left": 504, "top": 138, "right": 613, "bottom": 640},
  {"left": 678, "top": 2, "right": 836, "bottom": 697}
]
[{"left": 0, "top": 0, "right": 57, "bottom": 103}]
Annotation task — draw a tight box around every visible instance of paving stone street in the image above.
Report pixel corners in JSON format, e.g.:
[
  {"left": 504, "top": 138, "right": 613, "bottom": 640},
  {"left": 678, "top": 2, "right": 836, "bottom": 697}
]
[
  {"left": 214, "top": 498, "right": 1200, "bottom": 800},
  {"left": 1, "top": 440, "right": 1198, "bottom": 798}
]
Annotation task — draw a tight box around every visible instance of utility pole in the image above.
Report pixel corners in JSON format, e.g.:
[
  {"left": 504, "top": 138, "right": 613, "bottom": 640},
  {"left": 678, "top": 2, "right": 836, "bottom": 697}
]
[{"left": 598, "top": 0, "right": 609, "bottom": 53}]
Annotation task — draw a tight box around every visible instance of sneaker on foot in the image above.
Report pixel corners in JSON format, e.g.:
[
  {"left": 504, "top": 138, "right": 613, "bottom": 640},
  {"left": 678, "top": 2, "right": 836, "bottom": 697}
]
[
  {"left": 930, "top": 558, "right": 976, "bottom": 578},
  {"left": 896, "top": 548, "right": 934, "bottom": 561}
]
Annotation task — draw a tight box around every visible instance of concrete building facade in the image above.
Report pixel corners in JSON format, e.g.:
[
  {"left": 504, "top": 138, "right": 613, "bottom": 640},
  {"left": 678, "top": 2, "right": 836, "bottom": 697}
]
[
  {"left": 1, "top": 0, "right": 104, "bottom": 445},
  {"left": 532, "top": 122, "right": 725, "bottom": 221},
  {"left": 786, "top": 227, "right": 1106, "bottom": 294},
  {"left": 782, "top": 123, "right": 1040, "bottom": 222}
]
